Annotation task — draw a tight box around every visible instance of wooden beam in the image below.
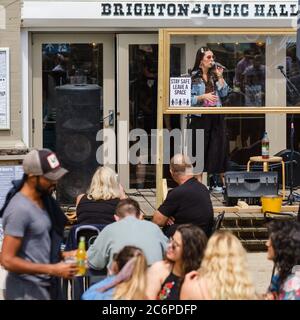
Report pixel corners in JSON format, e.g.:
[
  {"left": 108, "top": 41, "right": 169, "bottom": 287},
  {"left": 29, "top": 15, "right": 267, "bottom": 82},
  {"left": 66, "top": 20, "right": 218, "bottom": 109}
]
[
  {"left": 213, "top": 205, "right": 299, "bottom": 214},
  {"left": 156, "top": 29, "right": 165, "bottom": 208}
]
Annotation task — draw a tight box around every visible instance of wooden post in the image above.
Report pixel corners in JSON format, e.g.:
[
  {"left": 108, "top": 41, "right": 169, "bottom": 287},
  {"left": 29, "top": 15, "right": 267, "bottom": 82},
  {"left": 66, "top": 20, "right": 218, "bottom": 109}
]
[{"left": 156, "top": 29, "right": 165, "bottom": 207}]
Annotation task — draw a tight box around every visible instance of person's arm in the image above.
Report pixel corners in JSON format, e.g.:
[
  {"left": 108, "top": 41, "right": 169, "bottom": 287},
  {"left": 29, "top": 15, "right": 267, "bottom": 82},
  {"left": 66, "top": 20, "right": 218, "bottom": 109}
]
[
  {"left": 180, "top": 272, "right": 211, "bottom": 300},
  {"left": 76, "top": 194, "right": 85, "bottom": 206},
  {"left": 153, "top": 189, "right": 179, "bottom": 227},
  {"left": 216, "top": 78, "right": 229, "bottom": 98},
  {"left": 180, "top": 271, "right": 201, "bottom": 300},
  {"left": 87, "top": 230, "right": 109, "bottom": 270},
  {"left": 118, "top": 183, "right": 127, "bottom": 200},
  {"left": 146, "top": 261, "right": 167, "bottom": 300},
  {"left": 215, "top": 67, "right": 228, "bottom": 97},
  {"left": 152, "top": 210, "right": 168, "bottom": 227},
  {"left": 1, "top": 235, "right": 77, "bottom": 278}
]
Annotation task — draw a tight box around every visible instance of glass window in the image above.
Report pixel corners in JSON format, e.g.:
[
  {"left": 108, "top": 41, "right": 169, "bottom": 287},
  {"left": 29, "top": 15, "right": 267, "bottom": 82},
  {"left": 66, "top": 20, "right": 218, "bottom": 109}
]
[
  {"left": 286, "top": 42, "right": 300, "bottom": 107},
  {"left": 285, "top": 41, "right": 300, "bottom": 188},
  {"left": 128, "top": 44, "right": 181, "bottom": 188},
  {"left": 41, "top": 43, "right": 104, "bottom": 204},
  {"left": 208, "top": 42, "right": 266, "bottom": 107},
  {"left": 42, "top": 43, "right": 103, "bottom": 151},
  {"left": 169, "top": 35, "right": 267, "bottom": 108},
  {"left": 226, "top": 114, "right": 265, "bottom": 166}
]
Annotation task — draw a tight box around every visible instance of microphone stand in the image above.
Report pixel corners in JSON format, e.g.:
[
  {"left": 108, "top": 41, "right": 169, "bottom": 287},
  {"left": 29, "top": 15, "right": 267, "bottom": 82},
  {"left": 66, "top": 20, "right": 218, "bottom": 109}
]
[{"left": 277, "top": 66, "right": 300, "bottom": 204}]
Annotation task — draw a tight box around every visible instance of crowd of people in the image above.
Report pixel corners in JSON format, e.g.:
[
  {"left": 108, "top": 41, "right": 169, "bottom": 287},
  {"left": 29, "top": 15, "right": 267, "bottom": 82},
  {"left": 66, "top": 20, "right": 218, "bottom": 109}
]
[{"left": 0, "top": 148, "right": 300, "bottom": 300}]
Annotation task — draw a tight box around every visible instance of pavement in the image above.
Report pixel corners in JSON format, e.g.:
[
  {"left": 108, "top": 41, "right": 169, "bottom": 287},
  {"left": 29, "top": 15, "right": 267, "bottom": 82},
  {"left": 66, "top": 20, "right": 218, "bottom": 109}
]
[
  {"left": 247, "top": 252, "right": 273, "bottom": 295},
  {"left": 0, "top": 252, "right": 273, "bottom": 300}
]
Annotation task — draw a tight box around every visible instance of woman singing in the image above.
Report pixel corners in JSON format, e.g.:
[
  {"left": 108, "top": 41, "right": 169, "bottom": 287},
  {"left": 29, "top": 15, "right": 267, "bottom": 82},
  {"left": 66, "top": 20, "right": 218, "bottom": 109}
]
[{"left": 188, "top": 47, "right": 229, "bottom": 188}]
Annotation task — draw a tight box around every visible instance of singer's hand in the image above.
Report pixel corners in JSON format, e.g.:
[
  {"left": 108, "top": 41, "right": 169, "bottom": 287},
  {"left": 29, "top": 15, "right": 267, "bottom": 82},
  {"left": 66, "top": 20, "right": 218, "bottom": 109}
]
[
  {"left": 214, "top": 66, "right": 224, "bottom": 78},
  {"left": 200, "top": 92, "right": 218, "bottom": 103}
]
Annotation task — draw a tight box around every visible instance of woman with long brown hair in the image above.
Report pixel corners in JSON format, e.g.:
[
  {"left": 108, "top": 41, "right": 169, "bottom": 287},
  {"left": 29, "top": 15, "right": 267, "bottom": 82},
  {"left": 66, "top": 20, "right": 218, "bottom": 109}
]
[
  {"left": 188, "top": 47, "right": 229, "bottom": 187},
  {"left": 146, "top": 224, "right": 207, "bottom": 300}
]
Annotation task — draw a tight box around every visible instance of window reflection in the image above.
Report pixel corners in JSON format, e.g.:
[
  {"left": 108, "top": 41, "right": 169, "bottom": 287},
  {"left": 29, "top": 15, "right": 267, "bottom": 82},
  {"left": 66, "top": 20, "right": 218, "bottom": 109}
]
[
  {"left": 129, "top": 44, "right": 181, "bottom": 188},
  {"left": 42, "top": 43, "right": 103, "bottom": 151},
  {"left": 41, "top": 43, "right": 104, "bottom": 204},
  {"left": 286, "top": 42, "right": 300, "bottom": 106},
  {"left": 286, "top": 43, "right": 300, "bottom": 157},
  {"left": 207, "top": 42, "right": 266, "bottom": 107},
  {"left": 226, "top": 114, "right": 265, "bottom": 166}
]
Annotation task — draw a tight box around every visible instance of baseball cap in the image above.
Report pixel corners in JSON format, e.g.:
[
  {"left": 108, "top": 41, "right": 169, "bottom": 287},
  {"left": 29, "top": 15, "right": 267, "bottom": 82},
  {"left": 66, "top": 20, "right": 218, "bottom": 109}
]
[{"left": 23, "top": 149, "right": 68, "bottom": 181}]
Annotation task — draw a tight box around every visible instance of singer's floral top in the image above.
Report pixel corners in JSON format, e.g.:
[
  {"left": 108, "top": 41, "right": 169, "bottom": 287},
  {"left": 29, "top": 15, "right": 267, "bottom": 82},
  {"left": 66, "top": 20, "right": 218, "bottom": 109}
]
[
  {"left": 268, "top": 273, "right": 300, "bottom": 300},
  {"left": 191, "top": 75, "right": 229, "bottom": 107}
]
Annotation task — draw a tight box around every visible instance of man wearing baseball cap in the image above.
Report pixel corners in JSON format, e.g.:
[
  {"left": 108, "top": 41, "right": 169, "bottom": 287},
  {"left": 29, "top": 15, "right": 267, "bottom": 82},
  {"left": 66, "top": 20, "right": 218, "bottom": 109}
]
[{"left": 0, "top": 149, "right": 77, "bottom": 300}]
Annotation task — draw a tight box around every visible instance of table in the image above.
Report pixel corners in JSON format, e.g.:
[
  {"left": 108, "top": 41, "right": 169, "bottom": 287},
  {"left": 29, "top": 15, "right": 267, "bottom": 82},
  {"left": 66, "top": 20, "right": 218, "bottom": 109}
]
[{"left": 247, "top": 156, "right": 285, "bottom": 199}]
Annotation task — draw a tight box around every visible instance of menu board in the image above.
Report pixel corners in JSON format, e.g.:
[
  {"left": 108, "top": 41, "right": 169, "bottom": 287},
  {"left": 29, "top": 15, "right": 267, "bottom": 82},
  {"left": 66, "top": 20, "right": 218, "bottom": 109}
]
[
  {"left": 0, "top": 48, "right": 10, "bottom": 129},
  {"left": 0, "top": 166, "right": 23, "bottom": 209}
]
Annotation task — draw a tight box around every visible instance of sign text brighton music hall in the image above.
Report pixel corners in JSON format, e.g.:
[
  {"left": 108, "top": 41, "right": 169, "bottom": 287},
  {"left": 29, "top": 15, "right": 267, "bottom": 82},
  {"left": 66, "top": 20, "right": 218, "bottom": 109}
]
[{"left": 99, "top": 1, "right": 299, "bottom": 18}]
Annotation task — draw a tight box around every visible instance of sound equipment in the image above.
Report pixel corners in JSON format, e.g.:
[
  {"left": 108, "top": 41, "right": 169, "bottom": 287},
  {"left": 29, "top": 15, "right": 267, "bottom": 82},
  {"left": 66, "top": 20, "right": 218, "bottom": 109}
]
[
  {"left": 55, "top": 84, "right": 102, "bottom": 204},
  {"left": 224, "top": 171, "right": 278, "bottom": 206},
  {"left": 273, "top": 149, "right": 300, "bottom": 188}
]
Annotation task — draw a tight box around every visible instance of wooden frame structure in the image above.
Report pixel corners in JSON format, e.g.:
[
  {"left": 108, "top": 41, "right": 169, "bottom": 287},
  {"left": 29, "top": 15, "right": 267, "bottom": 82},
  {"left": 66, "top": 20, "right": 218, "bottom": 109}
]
[
  {"left": 0, "top": 47, "right": 10, "bottom": 130},
  {"left": 156, "top": 27, "right": 298, "bottom": 206}
]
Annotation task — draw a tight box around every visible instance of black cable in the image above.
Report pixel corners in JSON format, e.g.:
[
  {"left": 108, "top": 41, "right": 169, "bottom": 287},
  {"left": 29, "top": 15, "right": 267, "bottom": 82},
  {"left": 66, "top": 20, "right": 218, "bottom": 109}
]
[
  {"left": 277, "top": 67, "right": 299, "bottom": 204},
  {"left": 124, "top": 189, "right": 156, "bottom": 217},
  {"left": 134, "top": 188, "right": 156, "bottom": 211}
]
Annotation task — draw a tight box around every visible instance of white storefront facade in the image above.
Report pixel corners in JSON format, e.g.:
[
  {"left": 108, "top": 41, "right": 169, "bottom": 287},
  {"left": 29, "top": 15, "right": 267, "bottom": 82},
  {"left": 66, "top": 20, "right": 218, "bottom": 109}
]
[{"left": 1, "top": 0, "right": 299, "bottom": 204}]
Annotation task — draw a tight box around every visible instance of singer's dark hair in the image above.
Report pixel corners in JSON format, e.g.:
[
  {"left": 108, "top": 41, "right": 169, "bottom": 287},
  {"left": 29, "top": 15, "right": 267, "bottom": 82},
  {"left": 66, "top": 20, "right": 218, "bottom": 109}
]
[{"left": 192, "top": 47, "right": 217, "bottom": 82}]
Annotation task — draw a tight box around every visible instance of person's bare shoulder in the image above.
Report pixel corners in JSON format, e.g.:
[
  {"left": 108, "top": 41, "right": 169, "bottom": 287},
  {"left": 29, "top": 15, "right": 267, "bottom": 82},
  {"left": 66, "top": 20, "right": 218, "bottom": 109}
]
[{"left": 148, "top": 260, "right": 172, "bottom": 277}]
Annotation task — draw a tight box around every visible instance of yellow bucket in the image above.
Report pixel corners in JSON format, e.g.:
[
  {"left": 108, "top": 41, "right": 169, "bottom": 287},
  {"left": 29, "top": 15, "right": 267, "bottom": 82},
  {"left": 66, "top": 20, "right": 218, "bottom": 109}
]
[{"left": 261, "top": 195, "right": 283, "bottom": 213}]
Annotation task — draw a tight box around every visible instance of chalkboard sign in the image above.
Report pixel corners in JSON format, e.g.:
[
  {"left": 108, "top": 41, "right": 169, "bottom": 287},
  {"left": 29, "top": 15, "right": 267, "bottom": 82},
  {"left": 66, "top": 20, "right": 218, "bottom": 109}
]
[{"left": 0, "top": 166, "right": 23, "bottom": 209}]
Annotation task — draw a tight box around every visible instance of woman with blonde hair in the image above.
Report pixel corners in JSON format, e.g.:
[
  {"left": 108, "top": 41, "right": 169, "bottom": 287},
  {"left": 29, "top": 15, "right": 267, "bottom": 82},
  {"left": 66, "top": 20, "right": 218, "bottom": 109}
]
[
  {"left": 76, "top": 166, "right": 126, "bottom": 225},
  {"left": 180, "top": 231, "right": 257, "bottom": 300},
  {"left": 82, "top": 246, "right": 147, "bottom": 300}
]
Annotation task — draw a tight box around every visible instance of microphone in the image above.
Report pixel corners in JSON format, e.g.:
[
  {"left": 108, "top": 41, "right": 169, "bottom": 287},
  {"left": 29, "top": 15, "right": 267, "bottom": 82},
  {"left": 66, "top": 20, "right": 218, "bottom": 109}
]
[
  {"left": 212, "top": 61, "right": 227, "bottom": 70},
  {"left": 277, "top": 65, "right": 284, "bottom": 71}
]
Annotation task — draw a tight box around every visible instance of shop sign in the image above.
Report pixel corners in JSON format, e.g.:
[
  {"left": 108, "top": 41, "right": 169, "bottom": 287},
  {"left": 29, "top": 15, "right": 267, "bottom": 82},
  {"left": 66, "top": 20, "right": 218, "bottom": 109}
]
[
  {"left": 43, "top": 43, "right": 70, "bottom": 54},
  {"left": 0, "top": 166, "right": 23, "bottom": 208},
  {"left": 99, "top": 1, "right": 299, "bottom": 19}
]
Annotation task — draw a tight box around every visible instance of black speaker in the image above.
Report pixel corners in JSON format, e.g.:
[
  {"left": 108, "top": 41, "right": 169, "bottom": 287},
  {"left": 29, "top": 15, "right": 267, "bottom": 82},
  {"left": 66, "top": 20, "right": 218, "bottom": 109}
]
[
  {"left": 273, "top": 149, "right": 300, "bottom": 188},
  {"left": 224, "top": 171, "right": 278, "bottom": 206},
  {"left": 55, "top": 84, "right": 102, "bottom": 204}
]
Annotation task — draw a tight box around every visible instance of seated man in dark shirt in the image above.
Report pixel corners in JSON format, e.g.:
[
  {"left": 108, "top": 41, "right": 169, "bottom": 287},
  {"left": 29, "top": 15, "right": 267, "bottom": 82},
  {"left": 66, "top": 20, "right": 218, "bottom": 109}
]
[{"left": 152, "top": 154, "right": 214, "bottom": 238}]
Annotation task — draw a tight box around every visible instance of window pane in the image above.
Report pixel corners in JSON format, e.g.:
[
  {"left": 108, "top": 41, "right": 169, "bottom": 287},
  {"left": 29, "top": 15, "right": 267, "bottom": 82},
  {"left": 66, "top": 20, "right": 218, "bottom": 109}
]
[
  {"left": 129, "top": 44, "right": 181, "bottom": 188},
  {"left": 42, "top": 43, "right": 103, "bottom": 151},
  {"left": 42, "top": 43, "right": 103, "bottom": 203},
  {"left": 286, "top": 42, "right": 300, "bottom": 106},
  {"left": 226, "top": 114, "right": 265, "bottom": 166},
  {"left": 170, "top": 35, "right": 267, "bottom": 108}
]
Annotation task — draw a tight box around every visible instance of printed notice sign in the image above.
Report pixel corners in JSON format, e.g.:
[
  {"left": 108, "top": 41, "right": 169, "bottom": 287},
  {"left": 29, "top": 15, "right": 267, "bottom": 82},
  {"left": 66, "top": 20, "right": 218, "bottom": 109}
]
[
  {"left": 0, "top": 48, "right": 9, "bottom": 129},
  {"left": 0, "top": 166, "right": 23, "bottom": 209},
  {"left": 170, "top": 77, "right": 191, "bottom": 107}
]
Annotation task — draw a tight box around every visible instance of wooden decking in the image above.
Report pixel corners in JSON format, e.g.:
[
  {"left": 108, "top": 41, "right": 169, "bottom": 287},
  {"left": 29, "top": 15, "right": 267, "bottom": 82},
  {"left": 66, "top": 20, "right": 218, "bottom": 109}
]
[{"left": 125, "top": 188, "right": 299, "bottom": 219}]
